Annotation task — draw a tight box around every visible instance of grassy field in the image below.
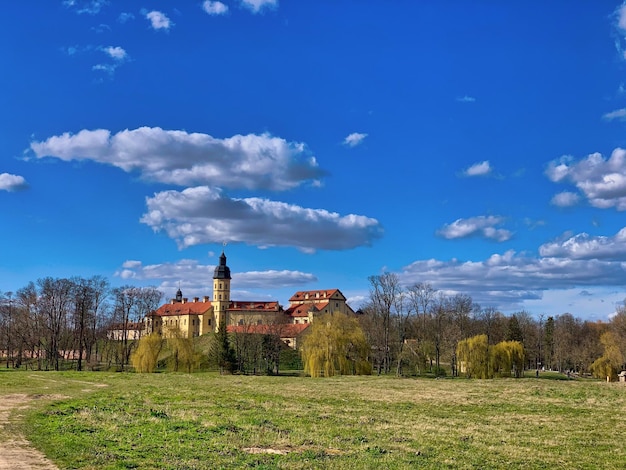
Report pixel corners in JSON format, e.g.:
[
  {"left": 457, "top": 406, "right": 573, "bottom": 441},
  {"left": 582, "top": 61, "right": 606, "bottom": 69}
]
[{"left": 1, "top": 370, "right": 625, "bottom": 469}]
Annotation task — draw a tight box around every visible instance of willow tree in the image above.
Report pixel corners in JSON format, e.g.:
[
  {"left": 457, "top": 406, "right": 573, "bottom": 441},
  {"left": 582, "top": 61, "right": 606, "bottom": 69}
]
[
  {"left": 590, "top": 331, "right": 624, "bottom": 381},
  {"left": 301, "top": 312, "right": 371, "bottom": 377},
  {"left": 131, "top": 333, "right": 163, "bottom": 373},
  {"left": 167, "top": 330, "right": 200, "bottom": 373},
  {"left": 490, "top": 340, "right": 525, "bottom": 378},
  {"left": 457, "top": 334, "right": 490, "bottom": 379}
]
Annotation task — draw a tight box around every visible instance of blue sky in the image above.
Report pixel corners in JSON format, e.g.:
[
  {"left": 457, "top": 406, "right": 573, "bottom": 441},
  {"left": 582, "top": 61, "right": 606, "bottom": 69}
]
[{"left": 3, "top": 1, "right": 626, "bottom": 321}]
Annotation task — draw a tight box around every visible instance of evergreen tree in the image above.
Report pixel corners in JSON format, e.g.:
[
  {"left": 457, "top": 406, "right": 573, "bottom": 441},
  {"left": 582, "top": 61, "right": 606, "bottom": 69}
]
[{"left": 212, "top": 320, "right": 236, "bottom": 374}]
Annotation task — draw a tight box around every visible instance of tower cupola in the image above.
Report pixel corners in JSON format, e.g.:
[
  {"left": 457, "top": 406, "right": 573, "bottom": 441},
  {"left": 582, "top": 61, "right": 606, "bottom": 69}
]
[{"left": 213, "top": 251, "right": 231, "bottom": 280}]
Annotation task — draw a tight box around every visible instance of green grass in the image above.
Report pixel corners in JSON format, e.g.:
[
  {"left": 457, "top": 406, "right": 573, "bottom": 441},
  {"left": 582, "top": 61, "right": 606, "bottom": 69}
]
[{"left": 1, "top": 370, "right": 625, "bottom": 469}]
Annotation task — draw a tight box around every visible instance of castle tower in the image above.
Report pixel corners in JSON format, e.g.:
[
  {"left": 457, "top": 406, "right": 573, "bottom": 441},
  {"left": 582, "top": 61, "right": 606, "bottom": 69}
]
[{"left": 212, "top": 251, "right": 231, "bottom": 329}]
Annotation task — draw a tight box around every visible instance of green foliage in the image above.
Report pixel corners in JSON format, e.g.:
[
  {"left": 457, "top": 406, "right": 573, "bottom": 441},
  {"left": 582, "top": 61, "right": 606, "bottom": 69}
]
[
  {"left": 458, "top": 335, "right": 524, "bottom": 379},
  {"left": 506, "top": 315, "right": 523, "bottom": 343},
  {"left": 130, "top": 333, "right": 163, "bottom": 373},
  {"left": 590, "top": 331, "right": 624, "bottom": 381},
  {"left": 457, "top": 334, "right": 490, "bottom": 379},
  {"left": 490, "top": 341, "right": 525, "bottom": 378},
  {"left": 166, "top": 330, "right": 201, "bottom": 373},
  {"left": 209, "top": 322, "right": 236, "bottom": 374},
  {"left": 301, "top": 312, "right": 372, "bottom": 377}
]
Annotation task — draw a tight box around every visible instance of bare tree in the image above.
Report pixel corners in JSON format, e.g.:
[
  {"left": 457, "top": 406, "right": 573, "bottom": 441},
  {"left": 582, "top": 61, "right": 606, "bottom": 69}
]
[
  {"left": 367, "top": 273, "right": 402, "bottom": 374},
  {"left": 71, "top": 276, "right": 110, "bottom": 371},
  {"left": 37, "top": 277, "right": 74, "bottom": 371}
]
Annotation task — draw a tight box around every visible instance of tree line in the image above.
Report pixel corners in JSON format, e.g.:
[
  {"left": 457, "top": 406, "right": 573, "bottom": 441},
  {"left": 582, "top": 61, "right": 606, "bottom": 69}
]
[
  {"left": 0, "top": 277, "right": 162, "bottom": 371},
  {"left": 2, "top": 273, "right": 625, "bottom": 379},
  {"left": 358, "top": 273, "right": 626, "bottom": 379},
  {"left": 0, "top": 276, "right": 297, "bottom": 374}
]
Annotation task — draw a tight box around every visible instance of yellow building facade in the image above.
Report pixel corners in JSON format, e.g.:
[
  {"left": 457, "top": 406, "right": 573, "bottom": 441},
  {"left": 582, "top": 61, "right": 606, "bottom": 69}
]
[{"left": 145, "top": 252, "right": 355, "bottom": 345}]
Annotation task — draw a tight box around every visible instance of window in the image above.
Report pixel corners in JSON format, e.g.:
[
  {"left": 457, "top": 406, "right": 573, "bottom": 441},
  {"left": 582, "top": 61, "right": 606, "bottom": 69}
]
[
  {"left": 219, "top": 294, "right": 222, "bottom": 300},
  {"left": 208, "top": 319, "right": 212, "bottom": 326},
  {"left": 238, "top": 319, "right": 244, "bottom": 325},
  {"left": 257, "top": 319, "right": 262, "bottom": 325}
]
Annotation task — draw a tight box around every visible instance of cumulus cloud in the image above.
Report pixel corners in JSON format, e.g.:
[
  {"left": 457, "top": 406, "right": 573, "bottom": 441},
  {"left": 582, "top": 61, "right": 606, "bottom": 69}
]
[
  {"left": 146, "top": 11, "right": 172, "bottom": 30},
  {"left": 546, "top": 149, "right": 626, "bottom": 210},
  {"left": 550, "top": 191, "right": 580, "bottom": 207},
  {"left": 30, "top": 127, "right": 326, "bottom": 191},
  {"left": 463, "top": 160, "right": 492, "bottom": 177},
  {"left": 343, "top": 132, "right": 368, "bottom": 148},
  {"left": 0, "top": 173, "right": 28, "bottom": 192},
  {"left": 140, "top": 186, "right": 383, "bottom": 251},
  {"left": 241, "top": 0, "right": 278, "bottom": 13},
  {"left": 539, "top": 227, "right": 626, "bottom": 260},
  {"left": 102, "top": 46, "right": 127, "bottom": 60},
  {"left": 115, "top": 258, "right": 316, "bottom": 292},
  {"left": 399, "top": 249, "right": 626, "bottom": 311},
  {"left": 456, "top": 95, "right": 476, "bottom": 103},
  {"left": 203, "top": 1, "right": 229, "bottom": 15},
  {"left": 437, "top": 216, "right": 512, "bottom": 242},
  {"left": 603, "top": 108, "right": 626, "bottom": 121}
]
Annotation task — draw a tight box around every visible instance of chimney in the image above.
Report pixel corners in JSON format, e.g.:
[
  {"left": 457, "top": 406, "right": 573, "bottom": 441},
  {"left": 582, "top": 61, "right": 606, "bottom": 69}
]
[
  {"left": 193, "top": 297, "right": 199, "bottom": 303},
  {"left": 182, "top": 297, "right": 188, "bottom": 304},
  {"left": 203, "top": 296, "right": 210, "bottom": 303},
  {"left": 170, "top": 299, "right": 175, "bottom": 305}
]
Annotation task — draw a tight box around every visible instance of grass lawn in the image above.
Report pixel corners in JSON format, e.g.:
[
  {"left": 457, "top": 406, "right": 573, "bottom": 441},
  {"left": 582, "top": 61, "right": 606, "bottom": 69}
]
[{"left": 1, "top": 370, "right": 625, "bottom": 469}]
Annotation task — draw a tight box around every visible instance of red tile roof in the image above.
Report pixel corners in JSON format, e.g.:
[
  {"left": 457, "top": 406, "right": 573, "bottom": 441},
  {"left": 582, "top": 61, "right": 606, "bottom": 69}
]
[
  {"left": 284, "top": 303, "right": 324, "bottom": 317},
  {"left": 227, "top": 323, "right": 309, "bottom": 337},
  {"left": 228, "top": 301, "right": 280, "bottom": 312},
  {"left": 152, "top": 301, "right": 213, "bottom": 317},
  {"left": 288, "top": 289, "right": 342, "bottom": 302}
]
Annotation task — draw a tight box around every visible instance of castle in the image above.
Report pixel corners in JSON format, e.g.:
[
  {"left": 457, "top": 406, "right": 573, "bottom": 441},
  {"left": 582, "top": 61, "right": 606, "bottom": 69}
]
[{"left": 145, "top": 252, "right": 355, "bottom": 348}]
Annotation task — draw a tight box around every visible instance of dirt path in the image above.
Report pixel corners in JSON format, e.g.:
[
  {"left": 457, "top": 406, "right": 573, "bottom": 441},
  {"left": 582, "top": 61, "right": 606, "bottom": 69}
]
[{"left": 0, "top": 394, "right": 58, "bottom": 470}]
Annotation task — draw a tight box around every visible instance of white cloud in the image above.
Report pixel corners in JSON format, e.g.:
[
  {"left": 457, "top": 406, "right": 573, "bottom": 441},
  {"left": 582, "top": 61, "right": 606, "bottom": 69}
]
[
  {"left": 0, "top": 173, "right": 28, "bottom": 192},
  {"left": 437, "top": 216, "right": 512, "bottom": 242},
  {"left": 399, "top": 249, "right": 626, "bottom": 312},
  {"left": 203, "top": 1, "right": 229, "bottom": 15},
  {"left": 546, "top": 149, "right": 626, "bottom": 210},
  {"left": 539, "top": 227, "right": 626, "bottom": 260},
  {"left": 343, "top": 132, "right": 368, "bottom": 148},
  {"left": 456, "top": 95, "right": 476, "bottom": 103},
  {"left": 617, "top": 3, "right": 626, "bottom": 31},
  {"left": 103, "top": 46, "right": 127, "bottom": 61},
  {"left": 463, "top": 160, "right": 492, "bottom": 177},
  {"left": 146, "top": 11, "right": 172, "bottom": 30},
  {"left": 30, "top": 127, "right": 326, "bottom": 191},
  {"left": 115, "top": 259, "right": 316, "bottom": 292},
  {"left": 92, "top": 63, "right": 119, "bottom": 76},
  {"left": 64, "top": 0, "right": 108, "bottom": 15},
  {"left": 140, "top": 186, "right": 383, "bottom": 251},
  {"left": 602, "top": 108, "right": 626, "bottom": 121},
  {"left": 550, "top": 191, "right": 580, "bottom": 207},
  {"left": 241, "top": 0, "right": 278, "bottom": 13}
]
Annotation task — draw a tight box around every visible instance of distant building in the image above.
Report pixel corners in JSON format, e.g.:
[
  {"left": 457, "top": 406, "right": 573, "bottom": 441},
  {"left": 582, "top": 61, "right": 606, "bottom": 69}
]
[
  {"left": 107, "top": 322, "right": 144, "bottom": 341},
  {"left": 144, "top": 251, "right": 355, "bottom": 347}
]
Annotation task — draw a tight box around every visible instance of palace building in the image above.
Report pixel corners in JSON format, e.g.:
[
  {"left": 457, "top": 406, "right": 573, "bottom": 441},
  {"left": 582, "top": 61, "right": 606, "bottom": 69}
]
[{"left": 145, "top": 251, "right": 355, "bottom": 347}]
